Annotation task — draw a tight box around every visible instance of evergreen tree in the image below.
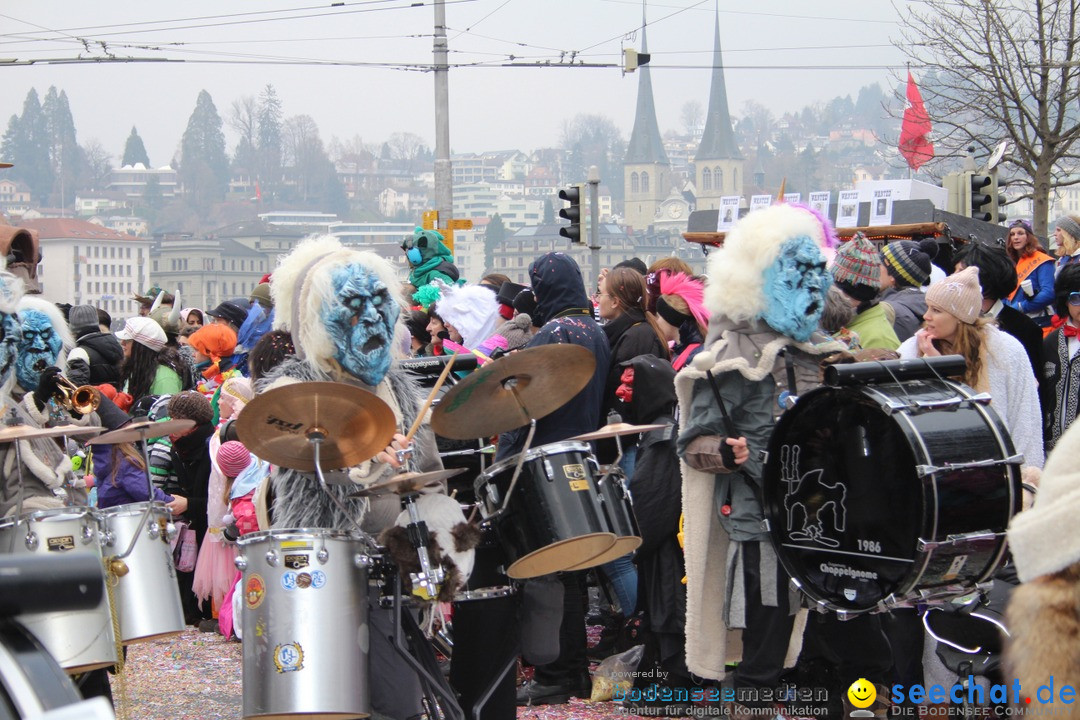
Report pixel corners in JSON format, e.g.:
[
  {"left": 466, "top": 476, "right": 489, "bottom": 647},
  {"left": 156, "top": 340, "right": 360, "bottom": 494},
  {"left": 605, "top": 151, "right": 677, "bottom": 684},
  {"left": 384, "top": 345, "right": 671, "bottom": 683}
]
[
  {"left": 256, "top": 84, "right": 283, "bottom": 193},
  {"left": 179, "top": 90, "right": 229, "bottom": 213},
  {"left": 543, "top": 198, "right": 555, "bottom": 224},
  {"left": 484, "top": 213, "right": 506, "bottom": 275},
  {"left": 122, "top": 126, "right": 150, "bottom": 167},
  {"left": 42, "top": 88, "right": 85, "bottom": 206},
  {"left": 2, "top": 89, "right": 53, "bottom": 203}
]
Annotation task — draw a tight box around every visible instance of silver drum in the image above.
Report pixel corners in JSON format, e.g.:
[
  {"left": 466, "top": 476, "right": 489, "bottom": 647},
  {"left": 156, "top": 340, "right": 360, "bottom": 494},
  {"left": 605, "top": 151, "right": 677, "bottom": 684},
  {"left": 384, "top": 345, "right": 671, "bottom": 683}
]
[
  {"left": 98, "top": 501, "right": 186, "bottom": 644},
  {"left": 0, "top": 507, "right": 117, "bottom": 673},
  {"left": 236, "top": 529, "right": 371, "bottom": 720}
]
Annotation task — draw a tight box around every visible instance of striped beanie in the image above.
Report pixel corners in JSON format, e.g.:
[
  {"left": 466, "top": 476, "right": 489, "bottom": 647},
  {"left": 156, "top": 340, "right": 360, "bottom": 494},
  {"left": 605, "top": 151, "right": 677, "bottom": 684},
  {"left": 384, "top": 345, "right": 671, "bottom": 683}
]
[
  {"left": 217, "top": 440, "right": 252, "bottom": 478},
  {"left": 881, "top": 238, "right": 938, "bottom": 288},
  {"left": 925, "top": 266, "right": 983, "bottom": 324},
  {"left": 831, "top": 234, "right": 882, "bottom": 290}
]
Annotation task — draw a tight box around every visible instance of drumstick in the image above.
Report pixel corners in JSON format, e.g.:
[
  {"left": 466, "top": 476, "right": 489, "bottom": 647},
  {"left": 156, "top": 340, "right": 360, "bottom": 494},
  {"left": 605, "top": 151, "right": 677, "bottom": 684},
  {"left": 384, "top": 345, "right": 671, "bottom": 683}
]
[{"left": 404, "top": 353, "right": 457, "bottom": 445}]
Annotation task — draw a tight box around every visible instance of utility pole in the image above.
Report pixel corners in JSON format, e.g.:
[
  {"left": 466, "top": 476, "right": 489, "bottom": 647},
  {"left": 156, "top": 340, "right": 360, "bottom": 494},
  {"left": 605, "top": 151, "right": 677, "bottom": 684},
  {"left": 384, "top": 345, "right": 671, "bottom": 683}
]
[
  {"left": 433, "top": 0, "right": 452, "bottom": 245},
  {"left": 587, "top": 165, "right": 601, "bottom": 285}
]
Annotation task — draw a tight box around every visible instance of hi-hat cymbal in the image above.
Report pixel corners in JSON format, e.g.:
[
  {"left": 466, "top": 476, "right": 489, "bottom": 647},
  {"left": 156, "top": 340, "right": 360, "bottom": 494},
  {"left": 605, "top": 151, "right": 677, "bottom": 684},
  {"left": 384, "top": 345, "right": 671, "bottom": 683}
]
[
  {"left": 92, "top": 419, "right": 195, "bottom": 445},
  {"left": 571, "top": 423, "right": 669, "bottom": 442},
  {"left": 236, "top": 382, "right": 395, "bottom": 472},
  {"left": 0, "top": 424, "right": 105, "bottom": 443},
  {"left": 430, "top": 345, "right": 596, "bottom": 440},
  {"left": 348, "top": 468, "right": 466, "bottom": 498}
]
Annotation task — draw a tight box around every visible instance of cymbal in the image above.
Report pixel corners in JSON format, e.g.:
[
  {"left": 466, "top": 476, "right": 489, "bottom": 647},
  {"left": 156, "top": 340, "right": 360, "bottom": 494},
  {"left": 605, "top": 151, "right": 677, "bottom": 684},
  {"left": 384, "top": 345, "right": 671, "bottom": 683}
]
[
  {"left": 348, "top": 468, "right": 466, "bottom": 498},
  {"left": 431, "top": 345, "right": 596, "bottom": 440},
  {"left": 92, "top": 419, "right": 195, "bottom": 445},
  {"left": 571, "top": 423, "right": 669, "bottom": 442},
  {"left": 0, "top": 424, "right": 105, "bottom": 443},
  {"left": 236, "top": 382, "right": 395, "bottom": 472}
]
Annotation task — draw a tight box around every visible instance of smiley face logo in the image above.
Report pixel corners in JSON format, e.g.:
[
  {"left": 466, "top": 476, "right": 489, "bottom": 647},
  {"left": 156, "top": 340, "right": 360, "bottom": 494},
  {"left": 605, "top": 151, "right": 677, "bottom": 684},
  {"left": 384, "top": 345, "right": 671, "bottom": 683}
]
[{"left": 847, "top": 678, "right": 876, "bottom": 709}]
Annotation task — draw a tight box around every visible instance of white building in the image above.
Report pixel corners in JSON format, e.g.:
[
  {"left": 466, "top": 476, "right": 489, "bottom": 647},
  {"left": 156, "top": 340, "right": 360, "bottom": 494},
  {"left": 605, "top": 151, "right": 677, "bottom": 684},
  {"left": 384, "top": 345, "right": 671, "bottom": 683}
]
[
  {"left": 108, "top": 164, "right": 179, "bottom": 200},
  {"left": 21, "top": 218, "right": 152, "bottom": 318}
]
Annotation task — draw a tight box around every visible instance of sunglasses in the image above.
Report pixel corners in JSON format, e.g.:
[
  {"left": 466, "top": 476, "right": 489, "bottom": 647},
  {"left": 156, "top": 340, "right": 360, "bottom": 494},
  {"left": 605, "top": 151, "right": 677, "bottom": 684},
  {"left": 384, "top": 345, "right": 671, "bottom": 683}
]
[{"left": 1069, "top": 291, "right": 1080, "bottom": 307}]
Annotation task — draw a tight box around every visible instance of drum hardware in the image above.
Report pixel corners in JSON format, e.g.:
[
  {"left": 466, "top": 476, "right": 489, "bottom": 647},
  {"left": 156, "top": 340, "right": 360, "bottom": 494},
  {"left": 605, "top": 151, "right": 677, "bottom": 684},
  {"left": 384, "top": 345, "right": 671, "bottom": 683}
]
[
  {"left": 401, "top": 491, "right": 446, "bottom": 600},
  {"left": 917, "top": 531, "right": 1003, "bottom": 552},
  {"left": 915, "top": 454, "right": 1024, "bottom": 478},
  {"left": 439, "top": 445, "right": 495, "bottom": 458},
  {"left": 348, "top": 468, "right": 466, "bottom": 498},
  {"left": 0, "top": 424, "right": 104, "bottom": 443},
  {"left": 570, "top": 422, "right": 669, "bottom": 443},
  {"left": 823, "top": 355, "right": 968, "bottom": 387}
]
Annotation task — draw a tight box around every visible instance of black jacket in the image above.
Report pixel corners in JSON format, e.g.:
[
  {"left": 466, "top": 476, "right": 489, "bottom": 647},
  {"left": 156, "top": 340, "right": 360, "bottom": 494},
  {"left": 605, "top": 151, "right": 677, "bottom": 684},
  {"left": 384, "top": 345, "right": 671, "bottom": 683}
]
[
  {"left": 602, "top": 308, "right": 667, "bottom": 416},
  {"left": 74, "top": 332, "right": 124, "bottom": 390},
  {"left": 169, "top": 422, "right": 215, "bottom": 539},
  {"left": 995, "top": 304, "right": 1043, "bottom": 387},
  {"left": 496, "top": 253, "right": 611, "bottom": 460}
]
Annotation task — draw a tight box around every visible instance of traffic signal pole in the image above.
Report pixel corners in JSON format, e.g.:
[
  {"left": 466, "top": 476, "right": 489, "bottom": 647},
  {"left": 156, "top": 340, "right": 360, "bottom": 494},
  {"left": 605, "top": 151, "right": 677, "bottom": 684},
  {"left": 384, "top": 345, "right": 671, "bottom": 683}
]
[
  {"left": 587, "top": 165, "right": 601, "bottom": 287},
  {"left": 433, "top": 0, "right": 453, "bottom": 244}
]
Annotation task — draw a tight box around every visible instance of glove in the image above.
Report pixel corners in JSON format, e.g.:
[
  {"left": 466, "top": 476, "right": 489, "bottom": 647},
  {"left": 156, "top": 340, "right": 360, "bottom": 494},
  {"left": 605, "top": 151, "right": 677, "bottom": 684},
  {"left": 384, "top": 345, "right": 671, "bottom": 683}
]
[
  {"left": 66, "top": 348, "right": 92, "bottom": 387},
  {"left": 32, "top": 366, "right": 63, "bottom": 411}
]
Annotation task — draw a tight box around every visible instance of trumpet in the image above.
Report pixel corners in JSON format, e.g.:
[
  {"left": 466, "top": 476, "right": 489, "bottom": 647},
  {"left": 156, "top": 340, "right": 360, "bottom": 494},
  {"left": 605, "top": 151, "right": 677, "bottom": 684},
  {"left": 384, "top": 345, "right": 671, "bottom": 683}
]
[{"left": 53, "top": 374, "right": 101, "bottom": 415}]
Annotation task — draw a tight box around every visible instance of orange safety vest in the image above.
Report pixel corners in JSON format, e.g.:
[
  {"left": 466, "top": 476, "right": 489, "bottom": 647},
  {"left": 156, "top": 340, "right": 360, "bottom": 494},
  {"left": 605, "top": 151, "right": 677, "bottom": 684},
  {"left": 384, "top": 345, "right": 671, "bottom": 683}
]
[{"left": 1009, "top": 250, "right": 1054, "bottom": 303}]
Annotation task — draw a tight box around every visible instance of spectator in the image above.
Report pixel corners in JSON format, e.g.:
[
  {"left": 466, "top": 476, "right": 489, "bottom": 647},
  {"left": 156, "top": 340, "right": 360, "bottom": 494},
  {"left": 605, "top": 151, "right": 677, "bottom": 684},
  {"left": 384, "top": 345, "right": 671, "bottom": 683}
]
[
  {"left": 66, "top": 304, "right": 123, "bottom": 390},
  {"left": 1041, "top": 264, "right": 1080, "bottom": 452},
  {"left": 1005, "top": 219, "right": 1056, "bottom": 327}
]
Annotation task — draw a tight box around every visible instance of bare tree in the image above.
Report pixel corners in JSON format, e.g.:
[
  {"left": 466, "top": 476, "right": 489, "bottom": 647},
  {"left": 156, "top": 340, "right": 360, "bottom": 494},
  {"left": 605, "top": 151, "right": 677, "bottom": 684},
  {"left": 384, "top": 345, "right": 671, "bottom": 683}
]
[
  {"left": 681, "top": 100, "right": 703, "bottom": 140},
  {"left": 228, "top": 95, "right": 258, "bottom": 169},
  {"left": 896, "top": 0, "right": 1080, "bottom": 235},
  {"left": 740, "top": 100, "right": 775, "bottom": 148},
  {"left": 387, "top": 132, "right": 427, "bottom": 174},
  {"left": 81, "top": 139, "right": 113, "bottom": 191}
]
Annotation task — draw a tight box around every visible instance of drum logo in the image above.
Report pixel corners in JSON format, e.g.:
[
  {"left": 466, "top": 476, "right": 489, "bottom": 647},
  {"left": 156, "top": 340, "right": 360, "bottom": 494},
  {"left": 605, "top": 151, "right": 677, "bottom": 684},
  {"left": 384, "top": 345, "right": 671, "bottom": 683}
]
[
  {"left": 779, "top": 445, "right": 847, "bottom": 549},
  {"left": 266, "top": 415, "right": 303, "bottom": 433},
  {"left": 245, "top": 574, "right": 266, "bottom": 610},
  {"left": 273, "top": 642, "right": 304, "bottom": 673},
  {"left": 295, "top": 573, "right": 312, "bottom": 589},
  {"left": 46, "top": 535, "right": 75, "bottom": 552},
  {"left": 844, "top": 588, "right": 857, "bottom": 602},
  {"left": 284, "top": 554, "right": 310, "bottom": 570}
]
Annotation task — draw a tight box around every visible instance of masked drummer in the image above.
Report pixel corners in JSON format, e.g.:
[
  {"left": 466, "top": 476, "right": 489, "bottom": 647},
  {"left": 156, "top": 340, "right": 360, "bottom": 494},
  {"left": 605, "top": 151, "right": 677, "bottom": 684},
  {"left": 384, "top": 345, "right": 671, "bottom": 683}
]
[
  {"left": 675, "top": 205, "right": 893, "bottom": 713},
  {"left": 263, "top": 234, "right": 473, "bottom": 720}
]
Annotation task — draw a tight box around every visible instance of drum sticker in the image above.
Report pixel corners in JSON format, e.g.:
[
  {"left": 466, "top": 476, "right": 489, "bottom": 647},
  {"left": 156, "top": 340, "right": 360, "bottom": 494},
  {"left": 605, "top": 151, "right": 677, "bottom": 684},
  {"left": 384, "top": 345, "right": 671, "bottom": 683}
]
[
  {"left": 563, "top": 464, "right": 586, "bottom": 480},
  {"left": 943, "top": 554, "right": 968, "bottom": 581},
  {"left": 311, "top": 570, "right": 326, "bottom": 589},
  {"left": 295, "top": 573, "right": 312, "bottom": 589},
  {"left": 280, "top": 541, "right": 314, "bottom": 551},
  {"left": 284, "top": 554, "right": 310, "bottom": 570},
  {"left": 568, "top": 479, "right": 589, "bottom": 492},
  {"left": 273, "top": 642, "right": 304, "bottom": 673},
  {"left": 779, "top": 445, "right": 847, "bottom": 549},
  {"left": 245, "top": 574, "right": 266, "bottom": 610},
  {"left": 281, "top": 572, "right": 298, "bottom": 590},
  {"left": 47, "top": 535, "right": 75, "bottom": 552},
  {"left": 844, "top": 588, "right": 857, "bottom": 602}
]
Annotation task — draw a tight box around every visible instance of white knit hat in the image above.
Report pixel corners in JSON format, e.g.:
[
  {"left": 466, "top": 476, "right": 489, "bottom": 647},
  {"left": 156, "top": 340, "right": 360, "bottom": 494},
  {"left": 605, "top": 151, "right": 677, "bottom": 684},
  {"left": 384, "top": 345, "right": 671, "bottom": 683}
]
[
  {"left": 1008, "top": 420, "right": 1080, "bottom": 582},
  {"left": 924, "top": 266, "right": 982, "bottom": 324}
]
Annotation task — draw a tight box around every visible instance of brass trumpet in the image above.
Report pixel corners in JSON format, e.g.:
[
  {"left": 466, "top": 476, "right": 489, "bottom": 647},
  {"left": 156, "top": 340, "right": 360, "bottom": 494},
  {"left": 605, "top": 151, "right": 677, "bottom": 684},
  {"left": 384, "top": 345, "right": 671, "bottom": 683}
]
[{"left": 53, "top": 374, "right": 101, "bottom": 415}]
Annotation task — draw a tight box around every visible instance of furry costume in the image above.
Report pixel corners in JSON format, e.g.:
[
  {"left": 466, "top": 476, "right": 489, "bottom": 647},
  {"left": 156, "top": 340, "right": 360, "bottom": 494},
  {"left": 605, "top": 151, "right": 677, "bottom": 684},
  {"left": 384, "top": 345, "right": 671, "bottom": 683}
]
[{"left": 676, "top": 204, "right": 841, "bottom": 680}]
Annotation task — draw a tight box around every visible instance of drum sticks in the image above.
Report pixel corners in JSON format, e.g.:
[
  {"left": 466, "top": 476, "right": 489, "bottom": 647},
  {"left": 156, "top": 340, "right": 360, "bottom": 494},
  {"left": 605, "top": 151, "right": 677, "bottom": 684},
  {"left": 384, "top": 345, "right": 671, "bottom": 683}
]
[{"left": 404, "top": 353, "right": 458, "bottom": 446}]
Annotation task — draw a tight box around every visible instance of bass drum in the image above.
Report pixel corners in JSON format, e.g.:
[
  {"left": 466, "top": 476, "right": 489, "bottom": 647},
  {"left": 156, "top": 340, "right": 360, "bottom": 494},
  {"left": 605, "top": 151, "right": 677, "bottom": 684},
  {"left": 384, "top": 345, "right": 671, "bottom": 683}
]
[
  {"left": 0, "top": 620, "right": 84, "bottom": 720},
  {"left": 763, "top": 379, "right": 1021, "bottom": 615}
]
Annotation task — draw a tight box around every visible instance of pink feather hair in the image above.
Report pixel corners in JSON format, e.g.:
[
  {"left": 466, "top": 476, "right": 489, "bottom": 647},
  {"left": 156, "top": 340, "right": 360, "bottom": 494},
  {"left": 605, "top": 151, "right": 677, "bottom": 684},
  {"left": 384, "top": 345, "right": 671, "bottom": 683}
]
[{"left": 658, "top": 272, "right": 710, "bottom": 331}]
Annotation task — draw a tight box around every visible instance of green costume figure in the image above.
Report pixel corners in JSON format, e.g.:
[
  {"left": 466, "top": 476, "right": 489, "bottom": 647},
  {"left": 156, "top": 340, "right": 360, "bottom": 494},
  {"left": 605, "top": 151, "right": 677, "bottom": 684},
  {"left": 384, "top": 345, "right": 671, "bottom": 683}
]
[{"left": 402, "top": 228, "right": 460, "bottom": 287}]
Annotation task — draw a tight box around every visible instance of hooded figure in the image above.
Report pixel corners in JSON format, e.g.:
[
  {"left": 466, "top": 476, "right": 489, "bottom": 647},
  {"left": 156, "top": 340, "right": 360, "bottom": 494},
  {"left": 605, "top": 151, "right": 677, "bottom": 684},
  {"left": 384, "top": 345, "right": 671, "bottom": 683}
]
[
  {"left": 431, "top": 282, "right": 500, "bottom": 350},
  {"left": 402, "top": 228, "right": 460, "bottom": 288},
  {"left": 676, "top": 205, "right": 872, "bottom": 691}
]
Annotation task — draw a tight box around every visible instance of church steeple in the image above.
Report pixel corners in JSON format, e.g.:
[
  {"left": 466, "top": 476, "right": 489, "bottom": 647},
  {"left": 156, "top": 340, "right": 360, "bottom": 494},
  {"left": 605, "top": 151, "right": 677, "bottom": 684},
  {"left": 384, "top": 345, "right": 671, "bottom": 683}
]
[
  {"left": 694, "top": 11, "right": 740, "bottom": 162},
  {"left": 624, "top": 21, "right": 668, "bottom": 165}
]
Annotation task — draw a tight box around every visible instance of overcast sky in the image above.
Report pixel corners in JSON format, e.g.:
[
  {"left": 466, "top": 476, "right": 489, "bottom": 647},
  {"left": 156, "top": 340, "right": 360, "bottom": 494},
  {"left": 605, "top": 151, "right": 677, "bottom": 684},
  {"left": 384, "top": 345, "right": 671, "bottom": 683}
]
[{"left": 0, "top": 1, "right": 914, "bottom": 168}]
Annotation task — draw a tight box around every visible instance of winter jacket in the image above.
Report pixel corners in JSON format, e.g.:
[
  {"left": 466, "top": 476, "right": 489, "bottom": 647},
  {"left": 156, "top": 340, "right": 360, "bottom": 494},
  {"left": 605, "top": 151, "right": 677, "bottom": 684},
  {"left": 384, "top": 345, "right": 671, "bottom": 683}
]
[
  {"left": 170, "top": 422, "right": 215, "bottom": 539},
  {"left": 990, "top": 301, "right": 1043, "bottom": 389},
  {"left": 407, "top": 236, "right": 459, "bottom": 287},
  {"left": 1041, "top": 325, "right": 1080, "bottom": 452},
  {"left": 1007, "top": 253, "right": 1056, "bottom": 326},
  {"left": 93, "top": 444, "right": 173, "bottom": 509},
  {"left": 495, "top": 252, "right": 611, "bottom": 460},
  {"left": 74, "top": 332, "right": 124, "bottom": 390},
  {"left": 602, "top": 308, "right": 667, "bottom": 416},
  {"left": 880, "top": 286, "right": 927, "bottom": 343},
  {"left": 847, "top": 302, "right": 901, "bottom": 350}
]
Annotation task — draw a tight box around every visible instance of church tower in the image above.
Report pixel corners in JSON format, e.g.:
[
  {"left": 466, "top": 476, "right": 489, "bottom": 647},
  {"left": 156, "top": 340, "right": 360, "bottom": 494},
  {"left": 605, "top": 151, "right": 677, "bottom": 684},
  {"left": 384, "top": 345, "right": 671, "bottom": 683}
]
[
  {"left": 623, "top": 16, "right": 670, "bottom": 232},
  {"left": 693, "top": 10, "right": 743, "bottom": 211}
]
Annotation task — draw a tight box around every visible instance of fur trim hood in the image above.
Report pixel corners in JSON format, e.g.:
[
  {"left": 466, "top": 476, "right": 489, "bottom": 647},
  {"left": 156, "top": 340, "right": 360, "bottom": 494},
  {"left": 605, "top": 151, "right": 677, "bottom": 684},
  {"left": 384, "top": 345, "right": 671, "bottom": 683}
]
[
  {"left": 434, "top": 283, "right": 500, "bottom": 350},
  {"left": 705, "top": 203, "right": 837, "bottom": 323}
]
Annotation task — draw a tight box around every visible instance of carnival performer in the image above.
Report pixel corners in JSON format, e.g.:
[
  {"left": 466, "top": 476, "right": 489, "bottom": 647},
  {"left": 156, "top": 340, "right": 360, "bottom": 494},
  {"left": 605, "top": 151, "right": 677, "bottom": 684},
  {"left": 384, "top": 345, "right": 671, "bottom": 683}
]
[
  {"left": 676, "top": 204, "right": 893, "bottom": 709},
  {"left": 264, "top": 234, "right": 473, "bottom": 720},
  {"left": 402, "top": 227, "right": 460, "bottom": 287}
]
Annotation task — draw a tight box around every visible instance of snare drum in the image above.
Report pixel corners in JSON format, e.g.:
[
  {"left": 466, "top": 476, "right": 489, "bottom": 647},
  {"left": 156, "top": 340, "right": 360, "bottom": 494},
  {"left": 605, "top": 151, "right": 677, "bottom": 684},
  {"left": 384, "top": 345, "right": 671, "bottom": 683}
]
[
  {"left": 565, "top": 468, "right": 642, "bottom": 570},
  {"left": 476, "top": 441, "right": 615, "bottom": 579},
  {"left": 98, "top": 502, "right": 186, "bottom": 644},
  {"left": 236, "top": 529, "right": 371, "bottom": 720},
  {"left": 0, "top": 507, "right": 116, "bottom": 673},
  {"left": 763, "top": 379, "right": 1021, "bottom": 615}
]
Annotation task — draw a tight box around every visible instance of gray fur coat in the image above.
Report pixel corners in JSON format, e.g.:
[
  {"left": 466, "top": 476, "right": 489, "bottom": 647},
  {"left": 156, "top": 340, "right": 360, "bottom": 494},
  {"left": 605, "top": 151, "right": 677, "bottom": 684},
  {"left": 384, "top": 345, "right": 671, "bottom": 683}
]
[{"left": 256, "top": 356, "right": 443, "bottom": 534}]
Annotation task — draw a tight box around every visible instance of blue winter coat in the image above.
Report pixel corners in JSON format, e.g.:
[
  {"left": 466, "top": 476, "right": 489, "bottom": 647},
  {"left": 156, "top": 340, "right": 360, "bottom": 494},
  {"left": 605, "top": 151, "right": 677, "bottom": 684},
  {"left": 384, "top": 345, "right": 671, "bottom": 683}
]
[{"left": 93, "top": 444, "right": 174, "bottom": 509}]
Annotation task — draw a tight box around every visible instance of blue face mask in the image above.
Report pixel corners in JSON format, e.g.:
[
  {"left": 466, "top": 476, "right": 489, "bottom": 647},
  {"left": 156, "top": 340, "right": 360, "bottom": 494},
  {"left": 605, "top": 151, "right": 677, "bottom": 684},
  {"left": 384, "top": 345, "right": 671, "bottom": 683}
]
[
  {"left": 406, "top": 247, "right": 423, "bottom": 266},
  {"left": 0, "top": 312, "right": 21, "bottom": 389},
  {"left": 17, "top": 310, "right": 63, "bottom": 391},
  {"left": 759, "top": 236, "right": 831, "bottom": 343},
  {"left": 324, "top": 265, "right": 400, "bottom": 386}
]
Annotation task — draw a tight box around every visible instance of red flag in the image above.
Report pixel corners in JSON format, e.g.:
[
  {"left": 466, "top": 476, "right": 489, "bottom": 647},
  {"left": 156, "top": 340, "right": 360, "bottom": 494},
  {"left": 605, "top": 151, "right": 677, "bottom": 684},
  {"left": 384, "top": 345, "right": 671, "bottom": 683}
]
[
  {"left": 255, "top": 182, "right": 262, "bottom": 201},
  {"left": 900, "top": 71, "right": 934, "bottom": 171}
]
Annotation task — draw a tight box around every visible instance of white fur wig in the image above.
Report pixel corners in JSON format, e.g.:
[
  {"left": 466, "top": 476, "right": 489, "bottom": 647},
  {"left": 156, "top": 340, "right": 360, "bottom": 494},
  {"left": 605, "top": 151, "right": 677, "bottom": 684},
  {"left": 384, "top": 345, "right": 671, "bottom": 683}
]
[
  {"left": 16, "top": 295, "right": 74, "bottom": 368},
  {"left": 270, "top": 234, "right": 406, "bottom": 374},
  {"left": 0, "top": 261, "right": 23, "bottom": 315},
  {"left": 704, "top": 204, "right": 836, "bottom": 322},
  {"left": 433, "top": 282, "right": 500, "bottom": 350}
]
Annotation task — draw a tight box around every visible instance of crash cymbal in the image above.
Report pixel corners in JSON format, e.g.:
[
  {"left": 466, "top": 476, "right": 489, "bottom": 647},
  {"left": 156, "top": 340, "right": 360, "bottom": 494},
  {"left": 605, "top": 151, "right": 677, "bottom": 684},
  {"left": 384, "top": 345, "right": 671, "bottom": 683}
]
[
  {"left": 571, "top": 423, "right": 669, "bottom": 442},
  {"left": 91, "top": 419, "right": 195, "bottom": 445},
  {"left": 347, "top": 468, "right": 467, "bottom": 498},
  {"left": 431, "top": 344, "right": 596, "bottom": 440},
  {"left": 236, "top": 382, "right": 395, "bottom": 472},
  {"left": 0, "top": 424, "right": 104, "bottom": 443}
]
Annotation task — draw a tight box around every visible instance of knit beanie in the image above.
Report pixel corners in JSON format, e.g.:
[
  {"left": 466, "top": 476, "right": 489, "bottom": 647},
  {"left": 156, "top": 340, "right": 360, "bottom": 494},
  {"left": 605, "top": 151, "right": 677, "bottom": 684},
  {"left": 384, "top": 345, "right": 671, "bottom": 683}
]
[
  {"left": 831, "top": 234, "right": 882, "bottom": 290},
  {"left": 216, "top": 440, "right": 252, "bottom": 478},
  {"left": 881, "top": 238, "right": 938, "bottom": 288},
  {"left": 168, "top": 391, "right": 213, "bottom": 427},
  {"left": 924, "top": 266, "right": 983, "bottom": 324},
  {"left": 68, "top": 305, "right": 100, "bottom": 339},
  {"left": 250, "top": 282, "right": 273, "bottom": 310},
  {"left": 1008, "top": 420, "right": 1080, "bottom": 582},
  {"left": 513, "top": 288, "right": 537, "bottom": 317}
]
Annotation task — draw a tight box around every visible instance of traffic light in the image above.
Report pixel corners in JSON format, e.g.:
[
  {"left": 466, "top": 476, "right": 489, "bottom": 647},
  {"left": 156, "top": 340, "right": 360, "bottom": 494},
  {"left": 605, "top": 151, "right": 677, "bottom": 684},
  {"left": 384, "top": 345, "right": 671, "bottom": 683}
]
[
  {"left": 989, "top": 172, "right": 1008, "bottom": 225},
  {"left": 969, "top": 173, "right": 993, "bottom": 222},
  {"left": 558, "top": 184, "right": 583, "bottom": 243}
]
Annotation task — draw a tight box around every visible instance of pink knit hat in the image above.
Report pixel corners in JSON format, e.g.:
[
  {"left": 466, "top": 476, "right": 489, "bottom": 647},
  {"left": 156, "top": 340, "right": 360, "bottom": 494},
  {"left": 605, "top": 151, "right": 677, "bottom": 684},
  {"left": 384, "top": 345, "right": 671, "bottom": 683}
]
[{"left": 217, "top": 440, "right": 251, "bottom": 478}]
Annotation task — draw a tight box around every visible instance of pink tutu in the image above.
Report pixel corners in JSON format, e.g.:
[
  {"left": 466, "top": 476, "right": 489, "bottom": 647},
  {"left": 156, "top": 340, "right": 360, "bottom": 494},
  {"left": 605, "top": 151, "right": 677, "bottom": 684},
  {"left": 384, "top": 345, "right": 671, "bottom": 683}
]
[
  {"left": 192, "top": 531, "right": 238, "bottom": 610},
  {"left": 219, "top": 570, "right": 242, "bottom": 639}
]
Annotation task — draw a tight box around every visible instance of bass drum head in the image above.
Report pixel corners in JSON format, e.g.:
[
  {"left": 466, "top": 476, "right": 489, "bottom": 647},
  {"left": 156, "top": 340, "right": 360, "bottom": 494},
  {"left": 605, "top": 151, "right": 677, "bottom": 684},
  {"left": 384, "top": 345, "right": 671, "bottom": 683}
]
[{"left": 764, "top": 385, "right": 923, "bottom": 611}]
